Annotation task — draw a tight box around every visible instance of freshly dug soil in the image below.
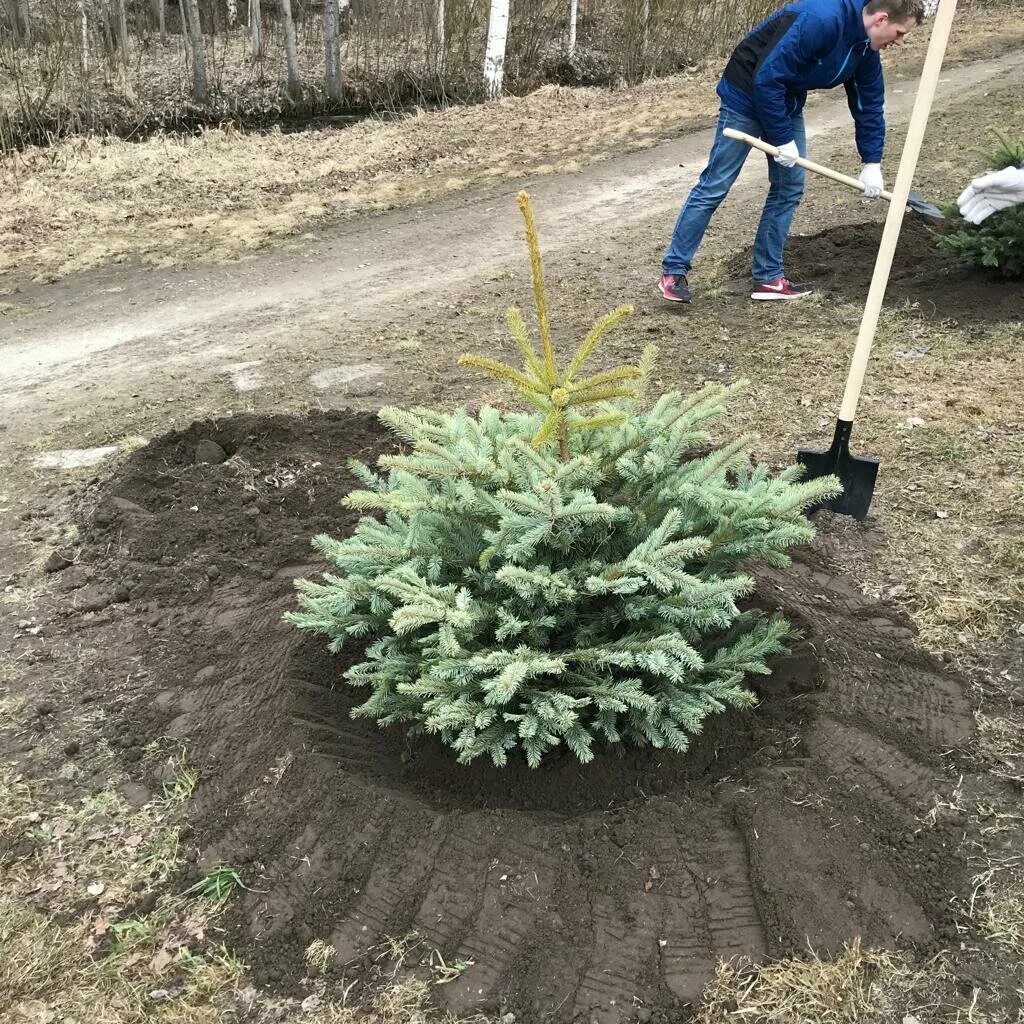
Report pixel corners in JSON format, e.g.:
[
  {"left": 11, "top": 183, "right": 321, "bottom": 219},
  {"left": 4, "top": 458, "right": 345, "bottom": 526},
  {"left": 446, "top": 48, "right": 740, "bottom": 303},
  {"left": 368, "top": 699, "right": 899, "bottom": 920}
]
[
  {"left": 731, "top": 217, "right": 1023, "bottom": 324},
  {"left": 73, "top": 409, "right": 974, "bottom": 1023}
]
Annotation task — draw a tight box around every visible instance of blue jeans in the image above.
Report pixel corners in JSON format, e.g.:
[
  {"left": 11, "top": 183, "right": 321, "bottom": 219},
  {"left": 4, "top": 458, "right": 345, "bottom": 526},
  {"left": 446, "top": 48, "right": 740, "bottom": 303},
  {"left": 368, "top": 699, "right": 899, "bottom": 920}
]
[{"left": 662, "top": 104, "right": 807, "bottom": 283}]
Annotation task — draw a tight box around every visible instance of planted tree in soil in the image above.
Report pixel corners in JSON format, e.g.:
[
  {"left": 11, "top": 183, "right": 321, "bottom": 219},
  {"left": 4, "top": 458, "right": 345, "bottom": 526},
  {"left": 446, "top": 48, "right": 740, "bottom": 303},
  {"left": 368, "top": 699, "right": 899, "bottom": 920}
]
[
  {"left": 287, "top": 193, "right": 839, "bottom": 768},
  {"left": 938, "top": 131, "right": 1024, "bottom": 280}
]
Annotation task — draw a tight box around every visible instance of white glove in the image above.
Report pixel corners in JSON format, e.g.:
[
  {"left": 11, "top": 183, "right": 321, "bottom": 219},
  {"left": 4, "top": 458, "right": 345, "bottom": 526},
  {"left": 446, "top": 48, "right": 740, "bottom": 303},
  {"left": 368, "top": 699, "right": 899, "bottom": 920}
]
[
  {"left": 957, "top": 166, "right": 1024, "bottom": 225},
  {"left": 859, "top": 163, "right": 884, "bottom": 199},
  {"left": 773, "top": 140, "right": 800, "bottom": 168}
]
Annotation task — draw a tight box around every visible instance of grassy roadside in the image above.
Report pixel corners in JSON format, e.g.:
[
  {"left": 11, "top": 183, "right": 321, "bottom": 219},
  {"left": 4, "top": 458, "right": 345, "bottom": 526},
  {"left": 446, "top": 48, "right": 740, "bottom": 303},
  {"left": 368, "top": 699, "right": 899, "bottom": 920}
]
[
  {"left": 1, "top": 2, "right": 1021, "bottom": 293},
  {"left": 0, "top": 677, "right": 500, "bottom": 1024}
]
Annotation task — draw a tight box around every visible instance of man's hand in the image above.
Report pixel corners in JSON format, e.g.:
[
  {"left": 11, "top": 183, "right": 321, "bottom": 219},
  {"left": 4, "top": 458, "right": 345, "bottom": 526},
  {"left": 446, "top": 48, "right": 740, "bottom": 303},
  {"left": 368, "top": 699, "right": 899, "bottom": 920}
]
[
  {"left": 958, "top": 166, "right": 1024, "bottom": 225},
  {"left": 773, "top": 141, "right": 800, "bottom": 168},
  {"left": 859, "top": 163, "right": 885, "bottom": 198}
]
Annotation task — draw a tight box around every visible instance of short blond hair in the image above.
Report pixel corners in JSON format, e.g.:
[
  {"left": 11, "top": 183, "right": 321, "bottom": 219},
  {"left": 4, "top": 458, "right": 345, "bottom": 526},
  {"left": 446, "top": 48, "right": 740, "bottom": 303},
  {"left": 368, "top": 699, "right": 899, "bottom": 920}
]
[{"left": 865, "top": 0, "right": 926, "bottom": 25}]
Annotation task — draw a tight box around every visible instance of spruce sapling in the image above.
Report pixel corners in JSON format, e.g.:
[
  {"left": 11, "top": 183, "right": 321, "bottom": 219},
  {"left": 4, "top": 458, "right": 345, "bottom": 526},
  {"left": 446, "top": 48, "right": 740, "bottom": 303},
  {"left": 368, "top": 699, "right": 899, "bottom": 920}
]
[{"left": 286, "top": 192, "right": 840, "bottom": 768}]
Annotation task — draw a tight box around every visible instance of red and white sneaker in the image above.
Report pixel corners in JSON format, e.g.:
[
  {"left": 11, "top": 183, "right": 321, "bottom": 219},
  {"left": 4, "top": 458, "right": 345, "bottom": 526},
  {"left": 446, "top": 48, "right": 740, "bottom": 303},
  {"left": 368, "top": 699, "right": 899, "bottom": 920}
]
[
  {"left": 751, "top": 277, "right": 814, "bottom": 301},
  {"left": 659, "top": 273, "right": 692, "bottom": 303}
]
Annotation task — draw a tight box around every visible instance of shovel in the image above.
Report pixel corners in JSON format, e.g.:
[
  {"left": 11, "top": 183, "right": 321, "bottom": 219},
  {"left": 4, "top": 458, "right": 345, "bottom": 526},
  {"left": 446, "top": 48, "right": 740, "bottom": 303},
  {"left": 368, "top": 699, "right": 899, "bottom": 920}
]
[
  {"left": 796, "top": 0, "right": 959, "bottom": 520},
  {"left": 723, "top": 128, "right": 944, "bottom": 218}
]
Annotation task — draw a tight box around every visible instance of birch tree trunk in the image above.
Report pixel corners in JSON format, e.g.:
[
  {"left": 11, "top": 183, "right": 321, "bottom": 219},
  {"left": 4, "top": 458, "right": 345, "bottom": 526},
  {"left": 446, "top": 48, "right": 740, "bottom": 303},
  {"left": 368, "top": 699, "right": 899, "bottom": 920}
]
[
  {"left": 482, "top": 0, "right": 509, "bottom": 98},
  {"left": 323, "top": 0, "right": 341, "bottom": 101},
  {"left": 280, "top": 0, "right": 301, "bottom": 97},
  {"left": 568, "top": 0, "right": 577, "bottom": 55},
  {"left": 248, "top": 0, "right": 262, "bottom": 58},
  {"left": 113, "top": 0, "right": 129, "bottom": 64},
  {"left": 436, "top": 0, "right": 444, "bottom": 64},
  {"left": 78, "top": 0, "right": 89, "bottom": 72},
  {"left": 226, "top": 0, "right": 236, "bottom": 28},
  {"left": 639, "top": 0, "right": 650, "bottom": 74},
  {"left": 181, "top": 0, "right": 209, "bottom": 101}
]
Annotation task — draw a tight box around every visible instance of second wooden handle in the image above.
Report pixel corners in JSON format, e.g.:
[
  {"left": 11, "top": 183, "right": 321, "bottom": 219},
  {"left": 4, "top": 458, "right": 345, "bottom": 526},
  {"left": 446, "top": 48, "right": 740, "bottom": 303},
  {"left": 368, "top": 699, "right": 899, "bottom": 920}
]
[{"left": 722, "top": 127, "right": 896, "bottom": 202}]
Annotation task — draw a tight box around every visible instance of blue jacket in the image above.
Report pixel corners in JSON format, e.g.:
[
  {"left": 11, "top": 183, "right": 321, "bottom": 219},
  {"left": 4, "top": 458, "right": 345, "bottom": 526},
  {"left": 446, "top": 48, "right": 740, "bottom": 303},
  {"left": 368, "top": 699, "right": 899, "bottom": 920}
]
[{"left": 718, "top": 0, "right": 885, "bottom": 163}]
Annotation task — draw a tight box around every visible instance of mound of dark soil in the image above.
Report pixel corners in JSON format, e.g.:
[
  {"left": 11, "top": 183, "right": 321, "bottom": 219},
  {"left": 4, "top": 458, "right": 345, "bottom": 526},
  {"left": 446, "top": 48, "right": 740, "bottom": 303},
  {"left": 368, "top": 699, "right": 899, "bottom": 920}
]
[
  {"left": 731, "top": 218, "right": 1023, "bottom": 324},
  {"left": 73, "top": 409, "right": 974, "bottom": 1023}
]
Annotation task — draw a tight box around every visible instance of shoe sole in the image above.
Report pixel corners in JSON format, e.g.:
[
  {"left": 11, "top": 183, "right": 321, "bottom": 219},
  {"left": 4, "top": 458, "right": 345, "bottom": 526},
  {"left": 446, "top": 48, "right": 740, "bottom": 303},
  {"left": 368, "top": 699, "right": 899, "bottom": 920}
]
[
  {"left": 750, "top": 291, "right": 813, "bottom": 301},
  {"left": 659, "top": 286, "right": 691, "bottom": 303}
]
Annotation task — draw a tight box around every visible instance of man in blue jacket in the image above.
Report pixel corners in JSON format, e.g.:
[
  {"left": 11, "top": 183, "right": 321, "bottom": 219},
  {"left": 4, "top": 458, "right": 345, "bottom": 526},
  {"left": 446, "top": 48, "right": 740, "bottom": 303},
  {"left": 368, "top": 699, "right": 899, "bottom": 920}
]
[{"left": 660, "top": 0, "right": 924, "bottom": 303}]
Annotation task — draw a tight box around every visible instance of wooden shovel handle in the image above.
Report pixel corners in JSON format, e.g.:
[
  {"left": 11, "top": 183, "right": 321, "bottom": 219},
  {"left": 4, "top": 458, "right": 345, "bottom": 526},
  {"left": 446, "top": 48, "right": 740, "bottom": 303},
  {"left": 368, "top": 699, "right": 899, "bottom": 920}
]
[
  {"left": 722, "top": 128, "right": 898, "bottom": 203},
  {"left": 840, "top": 0, "right": 958, "bottom": 421}
]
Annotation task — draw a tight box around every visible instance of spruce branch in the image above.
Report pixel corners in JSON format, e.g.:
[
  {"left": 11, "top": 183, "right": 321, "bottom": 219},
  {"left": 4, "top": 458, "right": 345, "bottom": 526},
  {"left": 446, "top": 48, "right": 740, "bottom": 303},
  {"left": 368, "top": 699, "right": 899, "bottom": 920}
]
[
  {"left": 517, "top": 190, "right": 558, "bottom": 385},
  {"left": 459, "top": 191, "right": 639, "bottom": 461},
  {"left": 456, "top": 355, "right": 547, "bottom": 395},
  {"left": 507, "top": 307, "right": 547, "bottom": 381}
]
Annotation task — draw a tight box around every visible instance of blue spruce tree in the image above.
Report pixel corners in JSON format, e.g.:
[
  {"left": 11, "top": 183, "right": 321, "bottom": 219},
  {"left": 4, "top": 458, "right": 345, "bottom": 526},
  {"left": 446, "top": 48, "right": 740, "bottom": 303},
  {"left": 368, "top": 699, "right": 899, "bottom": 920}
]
[{"left": 286, "top": 193, "right": 840, "bottom": 768}]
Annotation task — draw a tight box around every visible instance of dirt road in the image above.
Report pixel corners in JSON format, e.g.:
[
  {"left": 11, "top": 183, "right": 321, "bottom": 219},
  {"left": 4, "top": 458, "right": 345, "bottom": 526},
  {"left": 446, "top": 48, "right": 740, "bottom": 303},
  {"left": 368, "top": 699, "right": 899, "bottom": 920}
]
[{"left": 2, "top": 50, "right": 1021, "bottom": 421}]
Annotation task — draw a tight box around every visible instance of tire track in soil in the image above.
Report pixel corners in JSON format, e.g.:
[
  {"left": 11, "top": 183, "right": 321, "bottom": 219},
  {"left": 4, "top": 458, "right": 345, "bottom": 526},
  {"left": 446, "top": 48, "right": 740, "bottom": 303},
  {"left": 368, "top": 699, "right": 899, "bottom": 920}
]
[{"left": 69, "top": 410, "right": 976, "bottom": 1021}]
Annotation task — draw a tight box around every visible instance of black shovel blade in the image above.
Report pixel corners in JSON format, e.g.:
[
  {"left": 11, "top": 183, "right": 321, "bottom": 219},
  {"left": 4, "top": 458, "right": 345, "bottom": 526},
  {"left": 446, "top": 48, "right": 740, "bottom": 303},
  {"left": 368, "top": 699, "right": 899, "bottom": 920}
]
[
  {"left": 797, "top": 418, "right": 879, "bottom": 521},
  {"left": 907, "top": 191, "right": 944, "bottom": 219}
]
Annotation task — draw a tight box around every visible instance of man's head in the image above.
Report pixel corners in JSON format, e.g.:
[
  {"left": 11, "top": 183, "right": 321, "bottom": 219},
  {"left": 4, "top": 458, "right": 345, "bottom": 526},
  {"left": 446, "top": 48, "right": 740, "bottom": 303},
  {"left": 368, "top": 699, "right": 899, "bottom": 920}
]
[{"left": 863, "top": 0, "right": 925, "bottom": 51}]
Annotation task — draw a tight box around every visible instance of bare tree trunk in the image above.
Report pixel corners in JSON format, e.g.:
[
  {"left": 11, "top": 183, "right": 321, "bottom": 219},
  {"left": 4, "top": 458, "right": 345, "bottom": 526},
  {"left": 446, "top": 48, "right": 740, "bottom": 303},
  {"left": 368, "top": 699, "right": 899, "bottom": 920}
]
[
  {"left": 248, "top": 0, "right": 262, "bottom": 57},
  {"left": 279, "top": 0, "right": 301, "bottom": 97},
  {"left": 226, "top": 0, "right": 236, "bottom": 28},
  {"left": 436, "top": 0, "right": 444, "bottom": 63},
  {"left": 639, "top": 0, "right": 650, "bottom": 74},
  {"left": 181, "top": 0, "right": 209, "bottom": 101},
  {"left": 112, "top": 0, "right": 129, "bottom": 64},
  {"left": 323, "top": 0, "right": 342, "bottom": 101},
  {"left": 17, "top": 0, "right": 31, "bottom": 43},
  {"left": 78, "top": 0, "right": 89, "bottom": 72},
  {"left": 568, "top": 0, "right": 577, "bottom": 55},
  {"left": 483, "top": 0, "right": 508, "bottom": 98},
  {"left": 99, "top": 1, "right": 114, "bottom": 72},
  {"left": 148, "top": 0, "right": 166, "bottom": 43}
]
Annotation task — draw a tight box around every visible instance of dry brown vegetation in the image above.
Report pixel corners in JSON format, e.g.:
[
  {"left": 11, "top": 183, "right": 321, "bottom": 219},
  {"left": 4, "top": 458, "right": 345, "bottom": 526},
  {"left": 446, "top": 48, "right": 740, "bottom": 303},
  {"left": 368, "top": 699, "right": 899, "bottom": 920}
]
[
  {"left": 2, "top": 1, "right": 1022, "bottom": 294},
  {"left": 0, "top": 0, "right": 780, "bottom": 148},
  {"left": 0, "top": 72, "right": 720, "bottom": 285}
]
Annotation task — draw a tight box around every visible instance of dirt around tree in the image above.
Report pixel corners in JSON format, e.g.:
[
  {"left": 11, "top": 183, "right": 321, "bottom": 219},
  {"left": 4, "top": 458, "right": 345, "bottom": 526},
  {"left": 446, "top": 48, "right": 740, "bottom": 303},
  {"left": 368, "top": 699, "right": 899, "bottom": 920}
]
[
  {"left": 729, "top": 217, "right": 1023, "bottom": 325},
  {"left": 56, "top": 408, "right": 976, "bottom": 1024}
]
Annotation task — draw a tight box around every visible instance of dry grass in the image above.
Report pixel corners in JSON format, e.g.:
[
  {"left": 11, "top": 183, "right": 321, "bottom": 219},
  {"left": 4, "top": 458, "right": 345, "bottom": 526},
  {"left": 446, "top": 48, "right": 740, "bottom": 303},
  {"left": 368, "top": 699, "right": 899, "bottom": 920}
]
[
  {"left": 0, "top": 749, "right": 245, "bottom": 1024},
  {"left": 693, "top": 940, "right": 1024, "bottom": 1024},
  {"left": 971, "top": 867, "right": 1024, "bottom": 954},
  {"left": 0, "top": 71, "right": 718, "bottom": 286},
  {"left": 850, "top": 316, "right": 1024, "bottom": 651},
  {"left": 2, "top": 3, "right": 1021, "bottom": 291},
  {"left": 694, "top": 941, "right": 936, "bottom": 1024}
]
